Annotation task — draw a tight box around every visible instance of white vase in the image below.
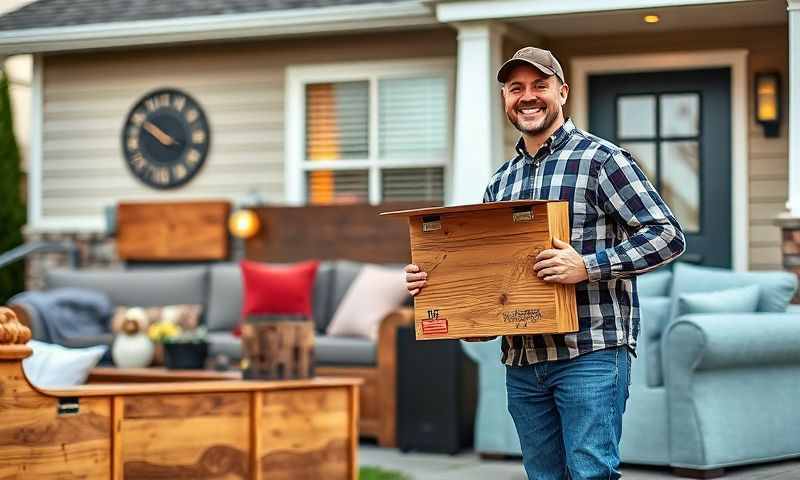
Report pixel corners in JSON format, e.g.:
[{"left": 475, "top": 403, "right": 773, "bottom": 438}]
[{"left": 112, "top": 332, "right": 155, "bottom": 368}]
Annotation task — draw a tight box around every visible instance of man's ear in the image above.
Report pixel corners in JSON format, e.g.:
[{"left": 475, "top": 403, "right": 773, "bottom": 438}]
[{"left": 560, "top": 82, "right": 570, "bottom": 106}]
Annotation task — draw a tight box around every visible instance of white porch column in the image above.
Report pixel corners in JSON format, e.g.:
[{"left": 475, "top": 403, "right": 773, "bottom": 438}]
[
  {"left": 450, "top": 21, "right": 506, "bottom": 205},
  {"left": 788, "top": 1, "right": 800, "bottom": 215}
]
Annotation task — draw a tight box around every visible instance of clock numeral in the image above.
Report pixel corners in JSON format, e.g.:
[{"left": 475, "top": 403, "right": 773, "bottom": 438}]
[
  {"left": 152, "top": 167, "right": 170, "bottom": 185},
  {"left": 127, "top": 136, "right": 139, "bottom": 151},
  {"left": 130, "top": 152, "right": 147, "bottom": 172},
  {"left": 131, "top": 112, "right": 146, "bottom": 126},
  {"left": 173, "top": 95, "right": 186, "bottom": 112},
  {"left": 158, "top": 93, "right": 170, "bottom": 108},
  {"left": 185, "top": 149, "right": 201, "bottom": 167},
  {"left": 192, "top": 129, "right": 206, "bottom": 144},
  {"left": 145, "top": 99, "right": 157, "bottom": 112},
  {"left": 173, "top": 164, "right": 188, "bottom": 181},
  {"left": 185, "top": 108, "right": 199, "bottom": 124}
]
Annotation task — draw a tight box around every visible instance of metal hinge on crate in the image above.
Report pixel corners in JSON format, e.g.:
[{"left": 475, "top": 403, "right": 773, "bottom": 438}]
[
  {"left": 422, "top": 215, "right": 441, "bottom": 232},
  {"left": 512, "top": 206, "right": 534, "bottom": 223}
]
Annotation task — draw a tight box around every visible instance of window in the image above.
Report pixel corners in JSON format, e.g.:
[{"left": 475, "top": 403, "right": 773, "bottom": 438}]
[
  {"left": 617, "top": 92, "right": 701, "bottom": 233},
  {"left": 286, "top": 59, "right": 453, "bottom": 205}
]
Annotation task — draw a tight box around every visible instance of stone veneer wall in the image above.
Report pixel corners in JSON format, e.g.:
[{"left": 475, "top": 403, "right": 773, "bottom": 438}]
[{"left": 23, "top": 230, "right": 119, "bottom": 290}]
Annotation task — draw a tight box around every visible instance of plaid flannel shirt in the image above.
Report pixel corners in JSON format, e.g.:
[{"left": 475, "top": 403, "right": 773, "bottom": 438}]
[{"left": 484, "top": 119, "right": 685, "bottom": 366}]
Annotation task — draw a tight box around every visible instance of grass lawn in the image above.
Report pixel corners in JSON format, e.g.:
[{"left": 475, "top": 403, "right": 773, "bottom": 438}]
[{"left": 359, "top": 466, "right": 410, "bottom": 480}]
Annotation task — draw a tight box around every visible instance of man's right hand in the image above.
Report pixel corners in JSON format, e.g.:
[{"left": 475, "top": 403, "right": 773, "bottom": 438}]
[{"left": 404, "top": 263, "right": 427, "bottom": 296}]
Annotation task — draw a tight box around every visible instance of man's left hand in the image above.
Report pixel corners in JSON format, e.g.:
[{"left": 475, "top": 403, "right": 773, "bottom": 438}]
[{"left": 534, "top": 238, "right": 589, "bottom": 284}]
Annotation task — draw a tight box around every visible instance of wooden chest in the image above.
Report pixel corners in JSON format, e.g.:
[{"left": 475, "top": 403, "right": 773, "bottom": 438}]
[{"left": 383, "top": 200, "right": 578, "bottom": 340}]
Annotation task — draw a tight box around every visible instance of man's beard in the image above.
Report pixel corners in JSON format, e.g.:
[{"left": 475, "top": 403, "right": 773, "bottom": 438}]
[{"left": 508, "top": 105, "right": 560, "bottom": 136}]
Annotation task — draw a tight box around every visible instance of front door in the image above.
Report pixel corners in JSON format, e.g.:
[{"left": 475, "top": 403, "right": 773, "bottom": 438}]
[{"left": 589, "top": 68, "right": 731, "bottom": 268}]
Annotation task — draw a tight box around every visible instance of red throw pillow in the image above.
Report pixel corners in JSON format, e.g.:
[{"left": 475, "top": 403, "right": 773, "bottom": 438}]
[{"left": 237, "top": 260, "right": 319, "bottom": 335}]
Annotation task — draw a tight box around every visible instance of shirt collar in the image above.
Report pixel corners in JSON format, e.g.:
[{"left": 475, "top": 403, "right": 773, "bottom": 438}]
[{"left": 514, "top": 118, "right": 576, "bottom": 161}]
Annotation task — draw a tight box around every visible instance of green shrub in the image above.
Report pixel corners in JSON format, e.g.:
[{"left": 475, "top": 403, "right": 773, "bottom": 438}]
[{"left": 0, "top": 70, "right": 26, "bottom": 304}]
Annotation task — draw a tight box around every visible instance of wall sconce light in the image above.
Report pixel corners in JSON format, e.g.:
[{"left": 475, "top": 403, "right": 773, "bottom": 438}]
[
  {"left": 228, "top": 209, "right": 261, "bottom": 239},
  {"left": 755, "top": 72, "right": 781, "bottom": 138}
]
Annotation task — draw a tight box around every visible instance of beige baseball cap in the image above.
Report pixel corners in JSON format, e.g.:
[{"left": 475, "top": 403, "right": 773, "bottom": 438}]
[{"left": 497, "top": 47, "right": 565, "bottom": 84}]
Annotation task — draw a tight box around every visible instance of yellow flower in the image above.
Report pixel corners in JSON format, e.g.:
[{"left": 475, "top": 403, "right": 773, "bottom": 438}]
[{"left": 147, "top": 321, "right": 183, "bottom": 342}]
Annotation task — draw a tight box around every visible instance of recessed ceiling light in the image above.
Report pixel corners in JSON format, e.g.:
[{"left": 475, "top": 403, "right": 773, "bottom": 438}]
[{"left": 644, "top": 14, "right": 660, "bottom": 24}]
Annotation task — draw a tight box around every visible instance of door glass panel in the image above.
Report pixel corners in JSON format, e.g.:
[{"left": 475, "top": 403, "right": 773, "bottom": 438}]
[
  {"left": 617, "top": 95, "right": 656, "bottom": 139},
  {"left": 660, "top": 93, "right": 699, "bottom": 137},
  {"left": 661, "top": 141, "right": 700, "bottom": 232},
  {"left": 620, "top": 142, "right": 657, "bottom": 185}
]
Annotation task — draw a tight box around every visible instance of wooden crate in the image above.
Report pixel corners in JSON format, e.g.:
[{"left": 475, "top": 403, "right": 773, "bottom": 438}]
[{"left": 382, "top": 200, "right": 578, "bottom": 340}]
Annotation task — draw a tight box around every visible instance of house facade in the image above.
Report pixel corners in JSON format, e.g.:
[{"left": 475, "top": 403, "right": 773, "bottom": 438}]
[{"left": 0, "top": 0, "right": 793, "bottom": 278}]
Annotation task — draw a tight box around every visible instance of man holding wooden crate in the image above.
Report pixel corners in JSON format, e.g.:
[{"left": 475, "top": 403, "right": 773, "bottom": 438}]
[{"left": 404, "top": 47, "right": 685, "bottom": 480}]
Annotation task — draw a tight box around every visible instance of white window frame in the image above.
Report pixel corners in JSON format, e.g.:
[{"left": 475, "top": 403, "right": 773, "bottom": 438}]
[{"left": 285, "top": 57, "right": 455, "bottom": 205}]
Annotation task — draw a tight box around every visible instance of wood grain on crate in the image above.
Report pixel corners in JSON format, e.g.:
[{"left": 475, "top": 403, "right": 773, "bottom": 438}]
[{"left": 384, "top": 201, "right": 578, "bottom": 339}]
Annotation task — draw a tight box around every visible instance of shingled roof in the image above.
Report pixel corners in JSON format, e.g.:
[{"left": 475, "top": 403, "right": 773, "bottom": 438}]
[{"left": 0, "top": 0, "right": 410, "bottom": 31}]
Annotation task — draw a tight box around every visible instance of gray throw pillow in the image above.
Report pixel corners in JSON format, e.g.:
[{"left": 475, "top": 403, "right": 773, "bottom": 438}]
[{"left": 677, "top": 284, "right": 760, "bottom": 317}]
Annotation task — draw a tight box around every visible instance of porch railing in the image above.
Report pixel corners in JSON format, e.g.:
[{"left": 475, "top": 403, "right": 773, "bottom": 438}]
[{"left": 0, "top": 241, "right": 80, "bottom": 270}]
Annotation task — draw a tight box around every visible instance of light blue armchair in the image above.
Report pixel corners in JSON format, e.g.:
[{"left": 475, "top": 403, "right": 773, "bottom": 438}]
[{"left": 462, "top": 263, "right": 800, "bottom": 476}]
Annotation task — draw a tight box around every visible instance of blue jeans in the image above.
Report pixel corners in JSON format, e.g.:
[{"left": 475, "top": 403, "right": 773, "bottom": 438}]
[{"left": 506, "top": 346, "right": 631, "bottom": 480}]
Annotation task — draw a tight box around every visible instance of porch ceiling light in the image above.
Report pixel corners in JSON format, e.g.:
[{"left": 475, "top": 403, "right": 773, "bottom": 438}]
[
  {"left": 643, "top": 14, "right": 660, "bottom": 24},
  {"left": 229, "top": 209, "right": 261, "bottom": 239},
  {"left": 755, "top": 72, "right": 781, "bottom": 138}
]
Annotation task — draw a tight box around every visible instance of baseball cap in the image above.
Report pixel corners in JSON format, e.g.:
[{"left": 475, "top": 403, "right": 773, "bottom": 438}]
[{"left": 497, "top": 47, "right": 565, "bottom": 84}]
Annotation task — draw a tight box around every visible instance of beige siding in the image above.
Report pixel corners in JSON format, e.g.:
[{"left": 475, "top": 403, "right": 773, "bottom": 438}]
[
  {"left": 41, "top": 29, "right": 457, "bottom": 220},
  {"left": 499, "top": 25, "right": 787, "bottom": 270}
]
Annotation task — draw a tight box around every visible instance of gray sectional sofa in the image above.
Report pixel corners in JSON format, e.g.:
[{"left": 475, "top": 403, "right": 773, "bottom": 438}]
[{"left": 13, "top": 260, "right": 413, "bottom": 447}]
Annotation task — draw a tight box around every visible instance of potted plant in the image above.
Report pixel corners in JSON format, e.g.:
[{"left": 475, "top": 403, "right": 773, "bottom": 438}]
[{"left": 148, "top": 322, "right": 208, "bottom": 370}]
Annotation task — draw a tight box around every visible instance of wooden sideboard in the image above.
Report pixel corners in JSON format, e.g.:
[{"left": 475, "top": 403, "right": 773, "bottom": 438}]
[{"left": 0, "top": 309, "right": 360, "bottom": 480}]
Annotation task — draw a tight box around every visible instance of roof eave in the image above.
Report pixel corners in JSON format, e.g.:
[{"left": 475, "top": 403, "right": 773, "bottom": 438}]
[{"left": 0, "top": 1, "right": 438, "bottom": 55}]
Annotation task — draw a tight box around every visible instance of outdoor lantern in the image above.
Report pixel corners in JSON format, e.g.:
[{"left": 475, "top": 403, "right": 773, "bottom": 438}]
[
  {"left": 755, "top": 72, "right": 781, "bottom": 138},
  {"left": 228, "top": 209, "right": 260, "bottom": 239}
]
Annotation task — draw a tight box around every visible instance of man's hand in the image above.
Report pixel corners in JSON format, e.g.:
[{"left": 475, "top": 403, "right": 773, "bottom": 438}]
[
  {"left": 404, "top": 263, "right": 427, "bottom": 296},
  {"left": 534, "top": 238, "right": 589, "bottom": 284}
]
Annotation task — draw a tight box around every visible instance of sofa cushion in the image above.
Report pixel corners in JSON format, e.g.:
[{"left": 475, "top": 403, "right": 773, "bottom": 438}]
[
  {"left": 326, "top": 264, "right": 407, "bottom": 341},
  {"left": 669, "top": 263, "right": 798, "bottom": 320},
  {"left": 206, "top": 262, "right": 335, "bottom": 333},
  {"left": 677, "top": 284, "right": 760, "bottom": 316},
  {"left": 639, "top": 296, "right": 671, "bottom": 387},
  {"left": 46, "top": 267, "right": 208, "bottom": 312},
  {"left": 315, "top": 335, "right": 376, "bottom": 366},
  {"left": 637, "top": 269, "right": 672, "bottom": 298},
  {"left": 207, "top": 330, "right": 242, "bottom": 360},
  {"left": 206, "top": 331, "right": 376, "bottom": 366}
]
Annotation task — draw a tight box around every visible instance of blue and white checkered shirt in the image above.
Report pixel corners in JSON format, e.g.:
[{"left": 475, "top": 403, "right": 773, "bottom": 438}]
[{"left": 484, "top": 119, "right": 685, "bottom": 366}]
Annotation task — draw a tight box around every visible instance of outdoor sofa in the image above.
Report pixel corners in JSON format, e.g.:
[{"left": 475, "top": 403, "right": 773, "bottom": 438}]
[
  {"left": 11, "top": 260, "right": 412, "bottom": 447},
  {"left": 462, "top": 262, "right": 800, "bottom": 477}
]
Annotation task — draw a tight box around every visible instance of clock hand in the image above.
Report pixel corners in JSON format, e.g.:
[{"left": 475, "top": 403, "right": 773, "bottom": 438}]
[{"left": 143, "top": 121, "right": 177, "bottom": 146}]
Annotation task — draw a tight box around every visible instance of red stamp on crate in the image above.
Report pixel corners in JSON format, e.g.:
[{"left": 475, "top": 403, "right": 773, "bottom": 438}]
[{"left": 422, "top": 309, "right": 448, "bottom": 335}]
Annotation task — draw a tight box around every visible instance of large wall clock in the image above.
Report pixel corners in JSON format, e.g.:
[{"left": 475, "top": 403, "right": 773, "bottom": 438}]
[{"left": 121, "top": 88, "right": 211, "bottom": 189}]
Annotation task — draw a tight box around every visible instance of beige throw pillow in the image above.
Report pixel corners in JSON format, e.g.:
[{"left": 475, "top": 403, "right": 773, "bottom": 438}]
[{"left": 326, "top": 265, "right": 408, "bottom": 341}]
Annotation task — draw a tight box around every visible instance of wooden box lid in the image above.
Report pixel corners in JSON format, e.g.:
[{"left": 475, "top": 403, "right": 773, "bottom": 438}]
[{"left": 382, "top": 200, "right": 578, "bottom": 340}]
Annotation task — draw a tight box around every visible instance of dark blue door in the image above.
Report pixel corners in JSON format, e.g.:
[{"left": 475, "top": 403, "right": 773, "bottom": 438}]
[{"left": 589, "top": 68, "right": 731, "bottom": 268}]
